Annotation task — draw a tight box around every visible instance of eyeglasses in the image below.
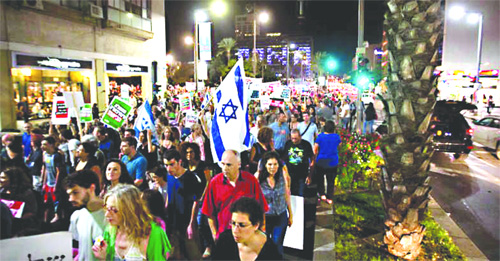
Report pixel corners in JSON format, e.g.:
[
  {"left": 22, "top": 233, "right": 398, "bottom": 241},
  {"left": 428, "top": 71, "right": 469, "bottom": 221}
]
[
  {"left": 103, "top": 205, "right": 118, "bottom": 214},
  {"left": 186, "top": 150, "right": 194, "bottom": 154},
  {"left": 230, "top": 221, "right": 251, "bottom": 229}
]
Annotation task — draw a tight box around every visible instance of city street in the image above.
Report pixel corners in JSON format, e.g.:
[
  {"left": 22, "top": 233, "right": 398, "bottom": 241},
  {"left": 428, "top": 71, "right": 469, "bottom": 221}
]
[{"left": 429, "top": 147, "right": 500, "bottom": 260}]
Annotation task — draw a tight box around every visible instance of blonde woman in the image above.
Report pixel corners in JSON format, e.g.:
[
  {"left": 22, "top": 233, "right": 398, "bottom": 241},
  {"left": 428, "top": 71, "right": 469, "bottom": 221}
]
[
  {"left": 92, "top": 184, "right": 171, "bottom": 260},
  {"left": 186, "top": 123, "right": 206, "bottom": 161}
]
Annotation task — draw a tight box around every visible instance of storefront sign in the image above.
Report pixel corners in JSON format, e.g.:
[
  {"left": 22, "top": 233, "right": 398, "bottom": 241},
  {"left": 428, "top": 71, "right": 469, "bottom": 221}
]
[
  {"left": 102, "top": 97, "right": 133, "bottom": 130},
  {"left": 198, "top": 22, "right": 212, "bottom": 61},
  {"left": 51, "top": 96, "right": 70, "bottom": 125},
  {"left": 80, "top": 104, "right": 93, "bottom": 123},
  {"left": 106, "top": 62, "right": 148, "bottom": 73},
  {"left": 14, "top": 53, "right": 93, "bottom": 70}
]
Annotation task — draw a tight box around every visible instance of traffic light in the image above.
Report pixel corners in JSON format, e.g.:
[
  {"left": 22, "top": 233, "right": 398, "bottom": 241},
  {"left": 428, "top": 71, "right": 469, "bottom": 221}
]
[{"left": 352, "top": 57, "right": 373, "bottom": 90}]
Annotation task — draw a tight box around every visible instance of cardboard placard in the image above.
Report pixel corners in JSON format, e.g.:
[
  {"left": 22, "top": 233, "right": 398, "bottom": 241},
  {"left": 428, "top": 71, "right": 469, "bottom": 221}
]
[
  {"left": 179, "top": 93, "right": 192, "bottom": 111},
  {"left": 283, "top": 196, "right": 304, "bottom": 250},
  {"left": 101, "top": 97, "right": 133, "bottom": 130},
  {"left": 62, "top": 91, "right": 84, "bottom": 109},
  {"left": 51, "top": 96, "right": 70, "bottom": 125},
  {"left": 80, "top": 103, "right": 93, "bottom": 123},
  {"left": 0, "top": 231, "right": 72, "bottom": 260}
]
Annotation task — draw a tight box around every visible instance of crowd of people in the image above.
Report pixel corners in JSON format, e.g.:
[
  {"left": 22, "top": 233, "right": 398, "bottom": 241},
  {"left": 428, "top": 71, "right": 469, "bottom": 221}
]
[{"left": 1, "top": 86, "right": 379, "bottom": 260}]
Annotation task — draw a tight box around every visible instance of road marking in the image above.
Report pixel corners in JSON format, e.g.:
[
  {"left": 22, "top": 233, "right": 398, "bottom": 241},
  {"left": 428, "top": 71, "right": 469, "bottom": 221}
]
[{"left": 469, "top": 153, "right": 497, "bottom": 168}]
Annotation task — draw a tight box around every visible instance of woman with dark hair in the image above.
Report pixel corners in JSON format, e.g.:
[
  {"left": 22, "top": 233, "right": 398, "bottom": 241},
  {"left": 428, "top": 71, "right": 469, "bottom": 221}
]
[
  {"left": 137, "top": 129, "right": 158, "bottom": 171},
  {"left": 0, "top": 167, "right": 40, "bottom": 235},
  {"left": 289, "top": 113, "right": 300, "bottom": 130},
  {"left": 99, "top": 159, "right": 134, "bottom": 198},
  {"left": 308, "top": 106, "right": 317, "bottom": 125},
  {"left": 2, "top": 141, "right": 29, "bottom": 178},
  {"left": 27, "top": 134, "right": 44, "bottom": 190},
  {"left": 249, "top": 127, "right": 274, "bottom": 174},
  {"left": 75, "top": 142, "right": 102, "bottom": 187},
  {"left": 212, "top": 197, "right": 282, "bottom": 260},
  {"left": 141, "top": 189, "right": 167, "bottom": 231},
  {"left": 256, "top": 151, "right": 292, "bottom": 255},
  {"left": 314, "top": 120, "right": 341, "bottom": 205},
  {"left": 179, "top": 142, "right": 207, "bottom": 187}
]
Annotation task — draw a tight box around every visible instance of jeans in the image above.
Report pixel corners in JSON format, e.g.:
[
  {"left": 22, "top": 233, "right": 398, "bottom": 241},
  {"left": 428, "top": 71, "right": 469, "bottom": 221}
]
[
  {"left": 265, "top": 211, "right": 288, "bottom": 255},
  {"left": 363, "top": 120, "right": 375, "bottom": 134},
  {"left": 290, "top": 176, "right": 306, "bottom": 196},
  {"left": 197, "top": 208, "right": 213, "bottom": 250},
  {"left": 315, "top": 164, "right": 338, "bottom": 200}
]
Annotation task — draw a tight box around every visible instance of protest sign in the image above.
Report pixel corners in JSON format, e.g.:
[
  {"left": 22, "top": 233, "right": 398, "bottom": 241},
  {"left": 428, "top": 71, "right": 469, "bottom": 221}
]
[
  {"left": 120, "top": 84, "right": 130, "bottom": 101},
  {"left": 51, "top": 96, "right": 70, "bottom": 125},
  {"left": 1, "top": 199, "right": 25, "bottom": 218},
  {"left": 80, "top": 103, "right": 93, "bottom": 123},
  {"left": 250, "top": 89, "right": 260, "bottom": 100},
  {"left": 283, "top": 196, "right": 304, "bottom": 250},
  {"left": 280, "top": 87, "right": 291, "bottom": 100},
  {"left": 270, "top": 98, "right": 285, "bottom": 108},
  {"left": 0, "top": 231, "right": 72, "bottom": 260},
  {"left": 62, "top": 91, "right": 84, "bottom": 109},
  {"left": 101, "top": 97, "right": 133, "bottom": 130},
  {"left": 185, "top": 82, "right": 196, "bottom": 92},
  {"left": 179, "top": 93, "right": 192, "bottom": 111},
  {"left": 260, "top": 96, "right": 271, "bottom": 111}
]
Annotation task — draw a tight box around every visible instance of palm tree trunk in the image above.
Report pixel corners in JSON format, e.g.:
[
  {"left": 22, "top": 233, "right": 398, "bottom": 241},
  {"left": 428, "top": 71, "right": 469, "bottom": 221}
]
[{"left": 380, "top": 0, "right": 443, "bottom": 259}]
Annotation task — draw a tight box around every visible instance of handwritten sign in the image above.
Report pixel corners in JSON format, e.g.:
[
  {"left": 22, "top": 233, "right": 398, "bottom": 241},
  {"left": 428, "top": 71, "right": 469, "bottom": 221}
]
[
  {"left": 0, "top": 231, "right": 72, "bottom": 260},
  {"left": 51, "top": 96, "right": 70, "bottom": 125},
  {"left": 101, "top": 97, "right": 133, "bottom": 129},
  {"left": 179, "top": 93, "right": 192, "bottom": 111},
  {"left": 80, "top": 103, "right": 93, "bottom": 123}
]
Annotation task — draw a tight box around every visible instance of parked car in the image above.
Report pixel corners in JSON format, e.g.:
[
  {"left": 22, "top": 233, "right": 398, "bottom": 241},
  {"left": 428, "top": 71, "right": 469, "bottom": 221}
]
[
  {"left": 472, "top": 115, "right": 500, "bottom": 159},
  {"left": 429, "top": 101, "right": 477, "bottom": 159}
]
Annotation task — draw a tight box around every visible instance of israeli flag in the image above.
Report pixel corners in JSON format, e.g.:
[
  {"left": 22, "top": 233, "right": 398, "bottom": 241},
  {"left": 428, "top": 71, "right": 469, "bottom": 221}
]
[
  {"left": 133, "top": 100, "right": 159, "bottom": 144},
  {"left": 210, "top": 59, "right": 251, "bottom": 163}
]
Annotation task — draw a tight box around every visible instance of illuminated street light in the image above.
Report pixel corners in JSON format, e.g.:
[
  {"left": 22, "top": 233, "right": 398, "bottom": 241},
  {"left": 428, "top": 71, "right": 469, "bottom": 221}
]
[
  {"left": 184, "top": 36, "right": 194, "bottom": 45},
  {"left": 210, "top": 1, "right": 227, "bottom": 16},
  {"left": 253, "top": 10, "right": 270, "bottom": 76}
]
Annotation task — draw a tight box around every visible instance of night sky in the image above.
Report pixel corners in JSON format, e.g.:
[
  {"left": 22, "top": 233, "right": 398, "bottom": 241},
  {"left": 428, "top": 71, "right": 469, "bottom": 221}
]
[{"left": 165, "top": 0, "right": 387, "bottom": 74}]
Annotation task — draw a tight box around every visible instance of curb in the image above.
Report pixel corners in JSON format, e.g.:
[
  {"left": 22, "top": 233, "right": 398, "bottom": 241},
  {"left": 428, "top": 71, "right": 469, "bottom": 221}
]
[{"left": 428, "top": 196, "right": 488, "bottom": 260}]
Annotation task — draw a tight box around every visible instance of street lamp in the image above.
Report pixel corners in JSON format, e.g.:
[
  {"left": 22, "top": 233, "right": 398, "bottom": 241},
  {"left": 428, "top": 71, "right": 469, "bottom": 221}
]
[
  {"left": 286, "top": 42, "right": 296, "bottom": 86},
  {"left": 449, "top": 6, "right": 483, "bottom": 101},
  {"left": 253, "top": 10, "right": 270, "bottom": 76}
]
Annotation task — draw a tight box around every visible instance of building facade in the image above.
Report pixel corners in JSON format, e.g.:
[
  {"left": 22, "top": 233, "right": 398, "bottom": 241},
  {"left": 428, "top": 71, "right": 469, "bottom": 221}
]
[{"left": 0, "top": 0, "right": 167, "bottom": 130}]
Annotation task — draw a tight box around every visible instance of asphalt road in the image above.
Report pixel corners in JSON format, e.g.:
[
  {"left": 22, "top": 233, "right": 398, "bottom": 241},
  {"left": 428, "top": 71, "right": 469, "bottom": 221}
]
[{"left": 429, "top": 147, "right": 500, "bottom": 261}]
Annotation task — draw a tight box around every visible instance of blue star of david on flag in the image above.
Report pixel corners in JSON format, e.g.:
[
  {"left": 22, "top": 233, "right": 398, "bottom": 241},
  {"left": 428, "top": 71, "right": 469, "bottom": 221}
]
[{"left": 219, "top": 99, "right": 238, "bottom": 123}]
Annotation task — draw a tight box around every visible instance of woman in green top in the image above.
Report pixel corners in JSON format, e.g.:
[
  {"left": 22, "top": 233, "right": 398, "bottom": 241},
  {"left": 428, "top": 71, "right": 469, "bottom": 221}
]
[{"left": 92, "top": 184, "right": 171, "bottom": 260}]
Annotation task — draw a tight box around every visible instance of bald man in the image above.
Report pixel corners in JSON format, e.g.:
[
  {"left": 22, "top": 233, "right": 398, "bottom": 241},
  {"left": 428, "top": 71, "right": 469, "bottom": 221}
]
[{"left": 201, "top": 150, "right": 268, "bottom": 241}]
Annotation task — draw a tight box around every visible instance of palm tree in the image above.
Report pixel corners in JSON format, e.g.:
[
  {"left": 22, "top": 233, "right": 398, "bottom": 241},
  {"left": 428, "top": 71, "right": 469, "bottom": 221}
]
[
  {"left": 311, "top": 51, "right": 327, "bottom": 77},
  {"left": 379, "top": 0, "right": 443, "bottom": 259},
  {"left": 217, "top": 38, "right": 237, "bottom": 66}
]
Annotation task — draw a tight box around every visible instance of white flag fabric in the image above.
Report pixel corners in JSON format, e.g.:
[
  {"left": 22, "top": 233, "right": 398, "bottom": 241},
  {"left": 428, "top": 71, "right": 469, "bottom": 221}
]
[
  {"left": 133, "top": 100, "right": 159, "bottom": 144},
  {"left": 210, "top": 59, "right": 251, "bottom": 163}
]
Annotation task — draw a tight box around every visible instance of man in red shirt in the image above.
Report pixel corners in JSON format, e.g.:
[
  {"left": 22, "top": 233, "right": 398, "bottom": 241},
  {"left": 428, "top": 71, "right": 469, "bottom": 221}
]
[{"left": 201, "top": 150, "right": 268, "bottom": 242}]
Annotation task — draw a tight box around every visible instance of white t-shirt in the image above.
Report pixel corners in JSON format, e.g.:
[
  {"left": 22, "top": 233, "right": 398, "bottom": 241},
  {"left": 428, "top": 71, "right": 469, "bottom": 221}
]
[
  {"left": 69, "top": 208, "right": 107, "bottom": 261},
  {"left": 297, "top": 121, "right": 318, "bottom": 147}
]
